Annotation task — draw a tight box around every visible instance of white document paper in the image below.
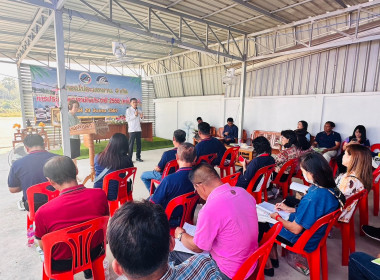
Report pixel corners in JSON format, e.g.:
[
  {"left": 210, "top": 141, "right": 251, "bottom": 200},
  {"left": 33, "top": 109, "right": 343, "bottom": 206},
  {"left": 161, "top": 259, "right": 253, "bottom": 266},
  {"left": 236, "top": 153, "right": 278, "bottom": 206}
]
[
  {"left": 256, "top": 206, "right": 278, "bottom": 224},
  {"left": 174, "top": 223, "right": 210, "bottom": 256},
  {"left": 290, "top": 182, "right": 309, "bottom": 194},
  {"left": 257, "top": 201, "right": 290, "bottom": 220}
]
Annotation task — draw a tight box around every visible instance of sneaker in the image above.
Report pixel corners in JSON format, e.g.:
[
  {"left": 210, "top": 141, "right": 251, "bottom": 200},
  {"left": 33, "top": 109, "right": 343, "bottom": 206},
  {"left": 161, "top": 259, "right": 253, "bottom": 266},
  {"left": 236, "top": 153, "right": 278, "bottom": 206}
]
[
  {"left": 362, "top": 225, "right": 380, "bottom": 242},
  {"left": 136, "top": 158, "right": 144, "bottom": 162},
  {"left": 17, "top": 200, "right": 26, "bottom": 211}
]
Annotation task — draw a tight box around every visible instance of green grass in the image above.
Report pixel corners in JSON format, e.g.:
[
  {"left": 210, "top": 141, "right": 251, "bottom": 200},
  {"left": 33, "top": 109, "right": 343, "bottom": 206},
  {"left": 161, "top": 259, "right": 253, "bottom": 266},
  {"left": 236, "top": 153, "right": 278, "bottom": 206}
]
[{"left": 50, "top": 137, "right": 173, "bottom": 160}]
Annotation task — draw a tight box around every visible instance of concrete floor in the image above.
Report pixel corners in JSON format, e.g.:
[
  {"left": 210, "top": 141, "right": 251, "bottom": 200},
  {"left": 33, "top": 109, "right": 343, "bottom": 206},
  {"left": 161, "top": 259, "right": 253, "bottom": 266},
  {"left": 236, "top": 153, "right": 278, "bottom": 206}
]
[{"left": 0, "top": 147, "right": 379, "bottom": 280}]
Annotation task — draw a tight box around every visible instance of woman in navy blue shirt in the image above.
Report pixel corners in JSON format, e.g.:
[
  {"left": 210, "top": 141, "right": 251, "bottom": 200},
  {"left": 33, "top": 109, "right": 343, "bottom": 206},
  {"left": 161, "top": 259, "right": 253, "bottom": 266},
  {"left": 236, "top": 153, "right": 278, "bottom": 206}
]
[
  {"left": 260, "top": 152, "right": 343, "bottom": 277},
  {"left": 94, "top": 133, "right": 133, "bottom": 200}
]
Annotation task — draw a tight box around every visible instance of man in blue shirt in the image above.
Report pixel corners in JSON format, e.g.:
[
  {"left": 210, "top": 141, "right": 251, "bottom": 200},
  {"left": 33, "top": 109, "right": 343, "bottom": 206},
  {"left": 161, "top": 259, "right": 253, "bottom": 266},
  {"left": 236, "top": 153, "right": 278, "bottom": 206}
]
[
  {"left": 223, "top": 117, "right": 238, "bottom": 145},
  {"left": 8, "top": 134, "right": 57, "bottom": 211},
  {"left": 313, "top": 121, "right": 341, "bottom": 162},
  {"left": 140, "top": 129, "right": 186, "bottom": 192},
  {"left": 195, "top": 122, "right": 226, "bottom": 165},
  {"left": 150, "top": 142, "right": 196, "bottom": 227}
]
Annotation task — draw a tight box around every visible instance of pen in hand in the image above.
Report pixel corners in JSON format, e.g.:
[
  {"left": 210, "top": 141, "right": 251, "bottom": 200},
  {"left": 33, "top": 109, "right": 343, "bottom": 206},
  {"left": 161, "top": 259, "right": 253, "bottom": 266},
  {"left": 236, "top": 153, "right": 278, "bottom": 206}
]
[{"left": 275, "top": 199, "right": 286, "bottom": 210}]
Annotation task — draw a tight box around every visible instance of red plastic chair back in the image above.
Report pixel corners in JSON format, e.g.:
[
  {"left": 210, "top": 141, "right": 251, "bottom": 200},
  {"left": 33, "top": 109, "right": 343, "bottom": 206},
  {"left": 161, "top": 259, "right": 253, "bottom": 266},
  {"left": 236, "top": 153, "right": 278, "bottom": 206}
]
[
  {"left": 272, "top": 159, "right": 298, "bottom": 198},
  {"left": 165, "top": 192, "right": 199, "bottom": 235},
  {"left": 233, "top": 222, "right": 283, "bottom": 280},
  {"left": 371, "top": 143, "right": 380, "bottom": 153},
  {"left": 221, "top": 172, "right": 240, "bottom": 186},
  {"left": 149, "top": 160, "right": 179, "bottom": 195},
  {"left": 26, "top": 182, "right": 60, "bottom": 229},
  {"left": 275, "top": 209, "right": 341, "bottom": 280},
  {"left": 246, "top": 164, "right": 276, "bottom": 203},
  {"left": 335, "top": 189, "right": 368, "bottom": 265},
  {"left": 41, "top": 216, "right": 109, "bottom": 280},
  {"left": 195, "top": 153, "right": 217, "bottom": 165},
  {"left": 103, "top": 167, "right": 136, "bottom": 216},
  {"left": 218, "top": 146, "right": 240, "bottom": 178}
]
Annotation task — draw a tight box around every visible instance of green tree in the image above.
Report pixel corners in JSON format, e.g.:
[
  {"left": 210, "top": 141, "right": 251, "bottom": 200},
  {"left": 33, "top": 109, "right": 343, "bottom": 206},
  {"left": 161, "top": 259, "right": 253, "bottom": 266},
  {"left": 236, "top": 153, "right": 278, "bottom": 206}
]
[{"left": 1, "top": 77, "right": 16, "bottom": 99}]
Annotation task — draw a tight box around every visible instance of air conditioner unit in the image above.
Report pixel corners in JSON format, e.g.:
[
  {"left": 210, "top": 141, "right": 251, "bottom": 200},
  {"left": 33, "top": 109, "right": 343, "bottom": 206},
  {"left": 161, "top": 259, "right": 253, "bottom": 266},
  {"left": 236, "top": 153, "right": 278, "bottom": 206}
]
[{"left": 222, "top": 68, "right": 236, "bottom": 85}]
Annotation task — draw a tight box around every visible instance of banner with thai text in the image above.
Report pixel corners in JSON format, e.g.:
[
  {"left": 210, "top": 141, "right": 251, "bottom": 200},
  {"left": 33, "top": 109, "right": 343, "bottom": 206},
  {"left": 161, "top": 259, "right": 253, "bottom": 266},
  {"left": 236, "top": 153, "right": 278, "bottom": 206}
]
[{"left": 30, "top": 65, "right": 142, "bottom": 123}]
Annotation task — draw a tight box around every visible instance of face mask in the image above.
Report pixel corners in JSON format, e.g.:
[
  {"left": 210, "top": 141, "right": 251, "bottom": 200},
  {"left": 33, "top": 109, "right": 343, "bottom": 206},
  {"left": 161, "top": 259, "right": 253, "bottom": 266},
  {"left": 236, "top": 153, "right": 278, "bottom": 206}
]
[{"left": 302, "top": 172, "right": 313, "bottom": 184}]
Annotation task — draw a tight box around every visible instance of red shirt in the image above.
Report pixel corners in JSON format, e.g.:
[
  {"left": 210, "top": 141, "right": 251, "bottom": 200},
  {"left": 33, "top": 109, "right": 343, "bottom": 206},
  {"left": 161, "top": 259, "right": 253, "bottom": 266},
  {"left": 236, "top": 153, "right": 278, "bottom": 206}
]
[{"left": 35, "top": 185, "right": 109, "bottom": 260}]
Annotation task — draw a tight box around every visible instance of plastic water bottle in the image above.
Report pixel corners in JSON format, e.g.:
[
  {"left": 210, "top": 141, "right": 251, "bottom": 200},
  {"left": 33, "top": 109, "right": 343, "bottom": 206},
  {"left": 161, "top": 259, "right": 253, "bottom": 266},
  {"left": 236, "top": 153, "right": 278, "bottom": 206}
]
[
  {"left": 103, "top": 259, "right": 110, "bottom": 280},
  {"left": 27, "top": 225, "right": 35, "bottom": 247}
]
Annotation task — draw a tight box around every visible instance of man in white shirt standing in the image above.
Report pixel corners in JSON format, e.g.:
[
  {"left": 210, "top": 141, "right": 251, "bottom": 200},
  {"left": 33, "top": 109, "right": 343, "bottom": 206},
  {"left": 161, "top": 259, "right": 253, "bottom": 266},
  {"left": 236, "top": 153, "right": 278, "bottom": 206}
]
[{"left": 126, "top": 98, "right": 143, "bottom": 162}]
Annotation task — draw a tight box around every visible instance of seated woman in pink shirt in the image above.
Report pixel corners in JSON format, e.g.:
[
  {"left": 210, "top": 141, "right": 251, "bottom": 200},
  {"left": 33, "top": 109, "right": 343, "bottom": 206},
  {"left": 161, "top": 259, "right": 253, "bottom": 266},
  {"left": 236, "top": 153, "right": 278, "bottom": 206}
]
[{"left": 336, "top": 144, "right": 372, "bottom": 223}]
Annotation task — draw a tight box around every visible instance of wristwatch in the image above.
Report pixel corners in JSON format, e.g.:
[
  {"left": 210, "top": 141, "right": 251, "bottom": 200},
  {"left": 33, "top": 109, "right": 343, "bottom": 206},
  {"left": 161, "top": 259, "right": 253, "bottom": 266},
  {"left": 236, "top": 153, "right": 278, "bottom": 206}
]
[{"left": 178, "top": 232, "right": 184, "bottom": 241}]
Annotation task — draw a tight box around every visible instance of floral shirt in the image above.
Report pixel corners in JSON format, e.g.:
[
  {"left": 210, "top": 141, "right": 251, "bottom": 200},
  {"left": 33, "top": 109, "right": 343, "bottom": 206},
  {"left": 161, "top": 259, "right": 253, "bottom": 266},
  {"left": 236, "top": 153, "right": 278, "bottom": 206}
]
[
  {"left": 336, "top": 173, "right": 364, "bottom": 223},
  {"left": 274, "top": 145, "right": 299, "bottom": 174}
]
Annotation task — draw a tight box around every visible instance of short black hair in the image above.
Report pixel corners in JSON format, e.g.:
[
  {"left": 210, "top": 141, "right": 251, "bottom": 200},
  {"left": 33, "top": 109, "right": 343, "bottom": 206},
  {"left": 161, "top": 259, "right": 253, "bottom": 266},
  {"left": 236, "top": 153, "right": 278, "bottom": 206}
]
[
  {"left": 227, "top": 117, "right": 233, "bottom": 123},
  {"left": 130, "top": 98, "right": 137, "bottom": 102},
  {"left": 23, "top": 134, "right": 44, "bottom": 148},
  {"left": 198, "top": 122, "right": 211, "bottom": 135},
  {"left": 177, "top": 142, "right": 196, "bottom": 163},
  {"left": 43, "top": 156, "right": 76, "bottom": 185},
  {"left": 300, "top": 152, "right": 336, "bottom": 189},
  {"left": 107, "top": 201, "right": 170, "bottom": 277},
  {"left": 252, "top": 136, "right": 272, "bottom": 155},
  {"left": 325, "top": 121, "right": 335, "bottom": 128},
  {"left": 189, "top": 162, "right": 220, "bottom": 183},
  {"left": 196, "top": 117, "right": 202, "bottom": 121},
  {"left": 173, "top": 129, "right": 186, "bottom": 143},
  {"left": 281, "top": 130, "right": 298, "bottom": 149}
]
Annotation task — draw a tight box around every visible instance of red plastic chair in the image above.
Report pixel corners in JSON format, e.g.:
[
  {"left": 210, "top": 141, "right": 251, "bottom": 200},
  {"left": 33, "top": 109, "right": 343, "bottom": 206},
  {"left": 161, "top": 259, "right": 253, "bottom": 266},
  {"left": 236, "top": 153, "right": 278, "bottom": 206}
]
[
  {"left": 233, "top": 222, "right": 283, "bottom": 280},
  {"left": 246, "top": 164, "right": 276, "bottom": 204},
  {"left": 218, "top": 146, "right": 240, "bottom": 178},
  {"left": 334, "top": 189, "right": 368, "bottom": 265},
  {"left": 195, "top": 153, "right": 217, "bottom": 165},
  {"left": 150, "top": 160, "right": 179, "bottom": 195},
  {"left": 272, "top": 158, "right": 298, "bottom": 199},
  {"left": 26, "top": 182, "right": 60, "bottom": 231},
  {"left": 165, "top": 192, "right": 199, "bottom": 236},
  {"left": 221, "top": 172, "right": 240, "bottom": 186},
  {"left": 275, "top": 209, "right": 341, "bottom": 280},
  {"left": 372, "top": 165, "right": 380, "bottom": 216},
  {"left": 371, "top": 143, "right": 380, "bottom": 154},
  {"left": 103, "top": 167, "right": 136, "bottom": 217},
  {"left": 41, "top": 216, "right": 109, "bottom": 280}
]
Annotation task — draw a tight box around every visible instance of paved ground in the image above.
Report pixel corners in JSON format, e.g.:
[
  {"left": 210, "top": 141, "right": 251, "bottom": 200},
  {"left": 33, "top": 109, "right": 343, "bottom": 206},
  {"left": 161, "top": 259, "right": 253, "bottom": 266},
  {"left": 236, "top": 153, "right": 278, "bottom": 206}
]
[{"left": 0, "top": 147, "right": 379, "bottom": 279}]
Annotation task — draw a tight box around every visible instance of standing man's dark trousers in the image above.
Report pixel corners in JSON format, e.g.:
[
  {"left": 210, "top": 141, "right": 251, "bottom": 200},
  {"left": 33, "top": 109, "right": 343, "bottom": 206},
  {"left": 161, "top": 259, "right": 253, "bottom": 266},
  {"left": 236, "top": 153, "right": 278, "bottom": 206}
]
[{"left": 129, "top": 131, "right": 142, "bottom": 160}]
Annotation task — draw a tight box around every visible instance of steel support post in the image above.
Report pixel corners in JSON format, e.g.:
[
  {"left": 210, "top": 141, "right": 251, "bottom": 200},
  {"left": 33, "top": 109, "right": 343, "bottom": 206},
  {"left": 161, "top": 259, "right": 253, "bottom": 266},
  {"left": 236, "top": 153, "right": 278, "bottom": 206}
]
[
  {"left": 54, "top": 9, "right": 71, "bottom": 157},
  {"left": 17, "top": 66, "right": 26, "bottom": 128},
  {"left": 238, "top": 35, "right": 247, "bottom": 140}
]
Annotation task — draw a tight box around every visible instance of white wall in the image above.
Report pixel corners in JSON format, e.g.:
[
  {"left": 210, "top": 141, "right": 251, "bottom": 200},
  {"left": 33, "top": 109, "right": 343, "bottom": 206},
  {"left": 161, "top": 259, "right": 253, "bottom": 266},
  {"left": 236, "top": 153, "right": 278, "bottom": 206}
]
[
  {"left": 154, "top": 92, "right": 380, "bottom": 144},
  {"left": 154, "top": 95, "right": 224, "bottom": 142}
]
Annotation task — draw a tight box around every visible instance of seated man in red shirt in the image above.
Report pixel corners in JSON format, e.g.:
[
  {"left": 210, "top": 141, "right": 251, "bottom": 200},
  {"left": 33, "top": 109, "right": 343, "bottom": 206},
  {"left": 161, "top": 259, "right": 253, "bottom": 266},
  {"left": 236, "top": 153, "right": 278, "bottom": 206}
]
[{"left": 35, "top": 156, "right": 109, "bottom": 279}]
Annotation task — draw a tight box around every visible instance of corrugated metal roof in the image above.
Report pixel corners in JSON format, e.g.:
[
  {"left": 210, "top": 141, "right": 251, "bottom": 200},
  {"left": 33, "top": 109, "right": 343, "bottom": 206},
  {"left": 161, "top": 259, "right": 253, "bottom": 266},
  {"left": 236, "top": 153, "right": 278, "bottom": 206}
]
[{"left": 0, "top": 0, "right": 370, "bottom": 66}]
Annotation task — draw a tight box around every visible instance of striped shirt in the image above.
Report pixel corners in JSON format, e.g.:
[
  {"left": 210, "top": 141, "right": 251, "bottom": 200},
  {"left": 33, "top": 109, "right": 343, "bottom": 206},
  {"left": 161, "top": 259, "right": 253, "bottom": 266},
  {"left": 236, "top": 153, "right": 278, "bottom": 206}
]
[{"left": 161, "top": 255, "right": 222, "bottom": 280}]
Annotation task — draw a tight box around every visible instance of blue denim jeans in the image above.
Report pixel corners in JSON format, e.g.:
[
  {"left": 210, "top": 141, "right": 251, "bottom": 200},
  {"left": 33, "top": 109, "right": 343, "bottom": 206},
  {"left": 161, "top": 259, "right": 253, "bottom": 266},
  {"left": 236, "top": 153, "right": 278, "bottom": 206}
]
[
  {"left": 349, "top": 252, "right": 380, "bottom": 280},
  {"left": 140, "top": 170, "right": 162, "bottom": 192}
]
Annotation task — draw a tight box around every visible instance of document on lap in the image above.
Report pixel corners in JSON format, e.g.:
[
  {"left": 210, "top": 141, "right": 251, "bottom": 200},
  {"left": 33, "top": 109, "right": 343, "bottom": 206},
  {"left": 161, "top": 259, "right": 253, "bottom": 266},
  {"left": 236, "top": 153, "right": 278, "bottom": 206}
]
[
  {"left": 257, "top": 202, "right": 290, "bottom": 220},
  {"left": 290, "top": 182, "right": 309, "bottom": 194},
  {"left": 174, "top": 223, "right": 210, "bottom": 256}
]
